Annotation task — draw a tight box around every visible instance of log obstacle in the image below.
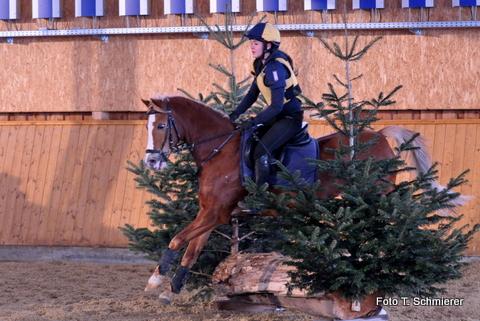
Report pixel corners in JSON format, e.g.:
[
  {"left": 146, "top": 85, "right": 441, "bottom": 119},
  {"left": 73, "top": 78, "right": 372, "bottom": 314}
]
[{"left": 212, "top": 252, "right": 387, "bottom": 320}]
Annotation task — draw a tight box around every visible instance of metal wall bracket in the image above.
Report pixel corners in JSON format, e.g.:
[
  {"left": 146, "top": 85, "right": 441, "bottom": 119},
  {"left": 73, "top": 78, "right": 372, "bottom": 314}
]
[
  {"left": 196, "top": 32, "right": 209, "bottom": 39},
  {"left": 305, "top": 31, "right": 315, "bottom": 38},
  {"left": 0, "top": 21, "right": 479, "bottom": 40},
  {"left": 409, "top": 28, "right": 424, "bottom": 36}
]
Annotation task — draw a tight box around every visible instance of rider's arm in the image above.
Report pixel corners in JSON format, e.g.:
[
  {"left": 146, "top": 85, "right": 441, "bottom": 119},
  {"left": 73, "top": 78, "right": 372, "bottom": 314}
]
[
  {"left": 252, "top": 62, "right": 287, "bottom": 125},
  {"left": 229, "top": 81, "right": 260, "bottom": 121}
]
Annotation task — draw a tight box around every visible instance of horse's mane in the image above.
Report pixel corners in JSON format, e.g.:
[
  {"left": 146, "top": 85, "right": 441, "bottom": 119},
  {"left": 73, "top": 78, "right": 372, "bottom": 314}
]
[{"left": 153, "top": 95, "right": 231, "bottom": 128}]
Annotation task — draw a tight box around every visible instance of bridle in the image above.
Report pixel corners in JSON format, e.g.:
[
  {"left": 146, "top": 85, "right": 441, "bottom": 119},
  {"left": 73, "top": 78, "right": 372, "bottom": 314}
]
[
  {"left": 145, "top": 103, "right": 239, "bottom": 168},
  {"left": 145, "top": 103, "right": 182, "bottom": 165}
]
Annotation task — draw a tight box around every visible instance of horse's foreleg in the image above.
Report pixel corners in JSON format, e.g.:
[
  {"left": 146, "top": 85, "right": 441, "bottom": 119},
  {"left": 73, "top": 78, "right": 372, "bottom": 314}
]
[
  {"left": 170, "top": 230, "right": 213, "bottom": 293},
  {"left": 181, "top": 230, "right": 213, "bottom": 268},
  {"left": 169, "top": 214, "right": 222, "bottom": 251},
  {"left": 157, "top": 212, "right": 223, "bottom": 277}
]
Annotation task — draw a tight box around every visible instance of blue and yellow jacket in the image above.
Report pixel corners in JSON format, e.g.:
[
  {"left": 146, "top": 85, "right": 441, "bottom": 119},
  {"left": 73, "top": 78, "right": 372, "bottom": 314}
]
[{"left": 232, "top": 49, "right": 302, "bottom": 125}]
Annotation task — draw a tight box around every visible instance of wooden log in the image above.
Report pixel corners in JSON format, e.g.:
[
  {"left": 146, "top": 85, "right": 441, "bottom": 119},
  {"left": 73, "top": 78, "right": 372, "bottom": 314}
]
[{"left": 212, "top": 252, "right": 382, "bottom": 320}]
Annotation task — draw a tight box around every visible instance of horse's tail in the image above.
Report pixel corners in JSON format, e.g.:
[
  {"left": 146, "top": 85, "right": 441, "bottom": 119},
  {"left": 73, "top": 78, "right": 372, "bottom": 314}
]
[{"left": 379, "top": 125, "right": 471, "bottom": 214}]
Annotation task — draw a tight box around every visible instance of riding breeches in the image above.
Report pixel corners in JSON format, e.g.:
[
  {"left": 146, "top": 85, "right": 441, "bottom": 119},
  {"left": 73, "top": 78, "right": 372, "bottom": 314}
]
[{"left": 253, "top": 115, "right": 303, "bottom": 161}]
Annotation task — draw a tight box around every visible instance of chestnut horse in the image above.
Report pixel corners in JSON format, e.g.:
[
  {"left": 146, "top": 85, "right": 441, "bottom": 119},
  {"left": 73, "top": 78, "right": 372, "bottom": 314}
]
[{"left": 141, "top": 95, "right": 465, "bottom": 299}]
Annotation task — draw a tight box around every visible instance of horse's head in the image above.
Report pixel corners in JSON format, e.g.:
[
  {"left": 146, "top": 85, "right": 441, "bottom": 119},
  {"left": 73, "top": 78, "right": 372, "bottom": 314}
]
[
  {"left": 142, "top": 97, "right": 182, "bottom": 171},
  {"left": 142, "top": 95, "right": 235, "bottom": 171}
]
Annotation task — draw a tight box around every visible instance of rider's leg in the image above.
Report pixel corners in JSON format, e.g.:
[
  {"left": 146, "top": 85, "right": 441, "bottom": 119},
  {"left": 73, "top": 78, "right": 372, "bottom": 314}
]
[
  {"left": 254, "top": 154, "right": 270, "bottom": 186},
  {"left": 253, "top": 117, "right": 303, "bottom": 186}
]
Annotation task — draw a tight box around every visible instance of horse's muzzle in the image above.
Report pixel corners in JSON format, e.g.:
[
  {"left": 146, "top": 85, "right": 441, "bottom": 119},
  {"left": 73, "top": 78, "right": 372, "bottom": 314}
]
[{"left": 144, "top": 153, "right": 167, "bottom": 171}]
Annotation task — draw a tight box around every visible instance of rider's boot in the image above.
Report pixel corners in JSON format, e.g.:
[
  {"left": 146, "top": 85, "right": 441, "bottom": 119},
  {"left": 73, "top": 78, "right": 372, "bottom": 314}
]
[
  {"left": 255, "top": 154, "right": 270, "bottom": 187},
  {"left": 232, "top": 155, "right": 271, "bottom": 216}
]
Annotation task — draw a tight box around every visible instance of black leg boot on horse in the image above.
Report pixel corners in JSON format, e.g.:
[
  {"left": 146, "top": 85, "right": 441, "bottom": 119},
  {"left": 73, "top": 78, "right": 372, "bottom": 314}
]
[
  {"left": 158, "top": 248, "right": 179, "bottom": 275},
  {"left": 171, "top": 266, "right": 190, "bottom": 293},
  {"left": 158, "top": 248, "right": 190, "bottom": 295}
]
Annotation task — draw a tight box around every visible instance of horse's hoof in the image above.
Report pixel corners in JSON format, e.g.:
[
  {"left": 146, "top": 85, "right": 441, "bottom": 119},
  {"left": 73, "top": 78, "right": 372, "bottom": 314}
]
[
  {"left": 144, "top": 266, "right": 171, "bottom": 292},
  {"left": 158, "top": 290, "right": 174, "bottom": 305}
]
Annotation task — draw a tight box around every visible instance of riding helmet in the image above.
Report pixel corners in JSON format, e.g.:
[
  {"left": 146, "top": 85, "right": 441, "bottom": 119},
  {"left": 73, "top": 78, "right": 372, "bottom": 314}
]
[{"left": 245, "top": 22, "right": 281, "bottom": 47}]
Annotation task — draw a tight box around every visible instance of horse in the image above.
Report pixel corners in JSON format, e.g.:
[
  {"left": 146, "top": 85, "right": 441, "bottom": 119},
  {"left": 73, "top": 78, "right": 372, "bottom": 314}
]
[{"left": 141, "top": 95, "right": 467, "bottom": 301}]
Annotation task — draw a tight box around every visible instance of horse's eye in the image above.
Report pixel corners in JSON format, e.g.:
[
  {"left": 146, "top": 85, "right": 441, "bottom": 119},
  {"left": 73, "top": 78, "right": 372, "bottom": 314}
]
[{"left": 157, "top": 124, "right": 166, "bottom": 130}]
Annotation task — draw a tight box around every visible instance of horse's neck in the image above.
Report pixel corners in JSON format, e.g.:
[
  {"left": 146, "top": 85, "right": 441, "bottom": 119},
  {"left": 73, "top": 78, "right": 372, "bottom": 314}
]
[
  {"left": 175, "top": 103, "right": 232, "bottom": 144},
  {"left": 172, "top": 100, "right": 234, "bottom": 165}
]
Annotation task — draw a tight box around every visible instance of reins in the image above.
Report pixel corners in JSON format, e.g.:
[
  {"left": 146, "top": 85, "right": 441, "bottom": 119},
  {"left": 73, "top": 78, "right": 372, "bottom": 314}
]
[{"left": 195, "top": 131, "right": 239, "bottom": 166}]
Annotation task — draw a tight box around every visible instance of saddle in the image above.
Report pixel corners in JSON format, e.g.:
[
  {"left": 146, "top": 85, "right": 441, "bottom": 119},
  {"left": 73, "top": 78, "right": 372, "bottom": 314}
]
[{"left": 240, "top": 123, "right": 319, "bottom": 187}]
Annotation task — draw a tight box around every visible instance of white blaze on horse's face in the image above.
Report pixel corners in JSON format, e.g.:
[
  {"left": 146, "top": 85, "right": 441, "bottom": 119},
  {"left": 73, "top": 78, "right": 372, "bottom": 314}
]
[
  {"left": 146, "top": 113, "right": 155, "bottom": 151},
  {"left": 144, "top": 112, "right": 169, "bottom": 171}
]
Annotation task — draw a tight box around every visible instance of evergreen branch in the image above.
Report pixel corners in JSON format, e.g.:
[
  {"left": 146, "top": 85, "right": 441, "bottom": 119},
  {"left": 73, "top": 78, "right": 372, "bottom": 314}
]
[
  {"left": 213, "top": 229, "right": 232, "bottom": 240},
  {"left": 367, "top": 85, "right": 403, "bottom": 108},
  {"left": 176, "top": 88, "right": 197, "bottom": 100},
  {"left": 351, "top": 74, "right": 363, "bottom": 82},
  {"left": 239, "top": 231, "right": 256, "bottom": 241},
  {"left": 318, "top": 37, "right": 343, "bottom": 59},
  {"left": 347, "top": 35, "right": 360, "bottom": 58},
  {"left": 209, "top": 63, "right": 234, "bottom": 77},
  {"left": 349, "top": 37, "right": 382, "bottom": 61},
  {"left": 190, "top": 271, "right": 214, "bottom": 278},
  {"left": 333, "top": 42, "right": 347, "bottom": 60},
  {"left": 333, "top": 74, "right": 348, "bottom": 88},
  {"left": 224, "top": 13, "right": 234, "bottom": 48},
  {"left": 196, "top": 15, "right": 229, "bottom": 47}
]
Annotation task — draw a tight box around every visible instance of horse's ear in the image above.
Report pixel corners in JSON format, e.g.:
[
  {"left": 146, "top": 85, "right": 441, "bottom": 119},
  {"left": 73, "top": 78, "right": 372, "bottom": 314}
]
[
  {"left": 151, "top": 97, "right": 169, "bottom": 113},
  {"left": 141, "top": 99, "right": 151, "bottom": 107}
]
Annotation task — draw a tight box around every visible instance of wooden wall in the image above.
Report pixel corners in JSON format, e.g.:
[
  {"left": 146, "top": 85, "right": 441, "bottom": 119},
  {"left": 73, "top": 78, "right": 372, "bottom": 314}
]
[
  {"left": 0, "top": 118, "right": 479, "bottom": 255},
  {"left": 0, "top": 120, "right": 151, "bottom": 247},
  {"left": 1, "top": 0, "right": 479, "bottom": 112}
]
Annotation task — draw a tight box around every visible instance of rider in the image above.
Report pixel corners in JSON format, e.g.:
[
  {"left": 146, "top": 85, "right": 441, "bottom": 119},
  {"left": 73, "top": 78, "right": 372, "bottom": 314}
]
[{"left": 229, "top": 22, "right": 303, "bottom": 186}]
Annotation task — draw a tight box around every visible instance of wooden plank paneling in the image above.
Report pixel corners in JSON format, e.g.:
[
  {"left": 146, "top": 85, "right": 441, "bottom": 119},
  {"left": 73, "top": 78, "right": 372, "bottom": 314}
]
[
  {"left": 36, "top": 125, "right": 63, "bottom": 245},
  {"left": 469, "top": 126, "right": 480, "bottom": 255},
  {"left": 82, "top": 125, "right": 109, "bottom": 245},
  {"left": 106, "top": 126, "right": 136, "bottom": 246},
  {"left": 99, "top": 125, "right": 129, "bottom": 246},
  {"left": 0, "top": 119, "right": 479, "bottom": 254},
  {"left": 0, "top": 127, "right": 17, "bottom": 242},
  {"left": 27, "top": 126, "right": 54, "bottom": 244},
  {"left": 116, "top": 125, "right": 146, "bottom": 245},
  {"left": 54, "top": 125, "right": 82, "bottom": 244},
  {"left": 2, "top": 125, "right": 26, "bottom": 243},
  {"left": 74, "top": 125, "right": 101, "bottom": 245},
  {"left": 9, "top": 125, "right": 35, "bottom": 243},
  {"left": 46, "top": 126, "right": 73, "bottom": 245},
  {"left": 89, "top": 125, "right": 118, "bottom": 245},
  {"left": 63, "top": 126, "right": 90, "bottom": 244},
  {"left": 21, "top": 126, "right": 45, "bottom": 244}
]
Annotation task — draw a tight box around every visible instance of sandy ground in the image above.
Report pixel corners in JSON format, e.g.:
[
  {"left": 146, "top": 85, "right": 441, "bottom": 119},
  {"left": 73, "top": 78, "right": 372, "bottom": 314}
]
[{"left": 0, "top": 261, "right": 478, "bottom": 321}]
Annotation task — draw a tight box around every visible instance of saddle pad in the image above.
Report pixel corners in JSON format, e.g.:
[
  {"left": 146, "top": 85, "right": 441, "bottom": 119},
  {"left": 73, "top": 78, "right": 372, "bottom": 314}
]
[{"left": 240, "top": 128, "right": 319, "bottom": 187}]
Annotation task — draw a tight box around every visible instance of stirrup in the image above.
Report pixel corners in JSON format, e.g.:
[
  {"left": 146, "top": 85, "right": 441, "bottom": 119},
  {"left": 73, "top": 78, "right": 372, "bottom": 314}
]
[{"left": 231, "top": 206, "right": 261, "bottom": 217}]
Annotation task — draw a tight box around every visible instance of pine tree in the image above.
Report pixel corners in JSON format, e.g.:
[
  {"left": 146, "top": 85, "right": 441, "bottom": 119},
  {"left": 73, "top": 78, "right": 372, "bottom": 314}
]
[{"left": 239, "top": 27, "right": 479, "bottom": 300}]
